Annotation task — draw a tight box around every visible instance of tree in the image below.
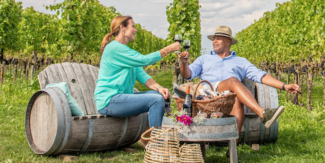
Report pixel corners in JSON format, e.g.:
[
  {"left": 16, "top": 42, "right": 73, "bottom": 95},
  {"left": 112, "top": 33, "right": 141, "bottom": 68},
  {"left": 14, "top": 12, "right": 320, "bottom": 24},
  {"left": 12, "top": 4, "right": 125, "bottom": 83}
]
[{"left": 166, "top": 0, "right": 201, "bottom": 84}]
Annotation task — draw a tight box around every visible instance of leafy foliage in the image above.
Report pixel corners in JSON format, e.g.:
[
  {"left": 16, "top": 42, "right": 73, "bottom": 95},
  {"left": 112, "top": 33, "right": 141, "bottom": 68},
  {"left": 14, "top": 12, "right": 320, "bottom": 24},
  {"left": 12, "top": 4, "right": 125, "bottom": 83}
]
[
  {"left": 0, "top": 0, "right": 22, "bottom": 52},
  {"left": 232, "top": 0, "right": 325, "bottom": 64},
  {"left": 47, "top": 0, "right": 119, "bottom": 60},
  {"left": 19, "top": 7, "right": 54, "bottom": 56},
  {"left": 1, "top": 0, "right": 168, "bottom": 64},
  {"left": 166, "top": 0, "right": 202, "bottom": 61},
  {"left": 47, "top": 0, "right": 167, "bottom": 62}
]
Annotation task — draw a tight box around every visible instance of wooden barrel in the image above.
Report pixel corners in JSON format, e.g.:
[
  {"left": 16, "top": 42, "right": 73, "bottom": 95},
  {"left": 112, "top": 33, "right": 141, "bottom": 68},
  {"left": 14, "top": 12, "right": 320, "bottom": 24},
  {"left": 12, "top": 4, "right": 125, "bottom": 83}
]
[
  {"left": 212, "top": 79, "right": 280, "bottom": 145},
  {"left": 25, "top": 88, "right": 147, "bottom": 155},
  {"left": 239, "top": 81, "right": 279, "bottom": 144},
  {"left": 239, "top": 83, "right": 279, "bottom": 144},
  {"left": 226, "top": 79, "right": 279, "bottom": 145}
]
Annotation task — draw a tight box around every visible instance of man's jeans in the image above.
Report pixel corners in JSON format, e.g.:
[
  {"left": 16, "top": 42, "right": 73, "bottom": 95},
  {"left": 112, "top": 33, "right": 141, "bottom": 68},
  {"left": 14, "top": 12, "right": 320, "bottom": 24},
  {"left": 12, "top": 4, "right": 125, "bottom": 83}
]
[{"left": 98, "top": 90, "right": 165, "bottom": 128}]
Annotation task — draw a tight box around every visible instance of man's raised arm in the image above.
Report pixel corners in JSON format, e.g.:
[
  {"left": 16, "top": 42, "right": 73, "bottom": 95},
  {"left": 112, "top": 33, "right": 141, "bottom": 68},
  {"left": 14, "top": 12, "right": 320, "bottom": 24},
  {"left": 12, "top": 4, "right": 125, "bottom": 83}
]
[{"left": 178, "top": 51, "right": 192, "bottom": 79}]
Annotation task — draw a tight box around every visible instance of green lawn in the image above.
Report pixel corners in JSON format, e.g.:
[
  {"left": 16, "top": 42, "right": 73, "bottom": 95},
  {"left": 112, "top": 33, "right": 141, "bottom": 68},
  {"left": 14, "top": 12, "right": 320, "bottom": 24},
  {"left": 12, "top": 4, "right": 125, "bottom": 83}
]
[{"left": 1, "top": 69, "right": 325, "bottom": 162}]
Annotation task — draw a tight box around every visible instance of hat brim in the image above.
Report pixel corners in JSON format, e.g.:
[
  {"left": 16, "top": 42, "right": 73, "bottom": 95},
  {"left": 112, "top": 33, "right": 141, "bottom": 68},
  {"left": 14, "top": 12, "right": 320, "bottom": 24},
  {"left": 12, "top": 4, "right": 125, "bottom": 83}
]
[{"left": 207, "top": 34, "right": 238, "bottom": 45}]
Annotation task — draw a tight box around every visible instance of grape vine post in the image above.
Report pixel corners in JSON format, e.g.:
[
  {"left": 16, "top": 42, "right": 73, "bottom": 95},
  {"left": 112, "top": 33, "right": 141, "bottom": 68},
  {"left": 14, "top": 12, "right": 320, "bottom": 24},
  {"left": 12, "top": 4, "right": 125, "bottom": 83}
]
[{"left": 166, "top": 0, "right": 201, "bottom": 85}]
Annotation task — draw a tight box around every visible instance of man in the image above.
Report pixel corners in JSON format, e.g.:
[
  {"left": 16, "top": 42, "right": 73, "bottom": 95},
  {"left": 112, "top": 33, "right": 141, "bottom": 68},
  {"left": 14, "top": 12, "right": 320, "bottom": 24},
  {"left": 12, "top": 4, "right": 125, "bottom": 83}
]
[{"left": 179, "top": 25, "right": 299, "bottom": 148}]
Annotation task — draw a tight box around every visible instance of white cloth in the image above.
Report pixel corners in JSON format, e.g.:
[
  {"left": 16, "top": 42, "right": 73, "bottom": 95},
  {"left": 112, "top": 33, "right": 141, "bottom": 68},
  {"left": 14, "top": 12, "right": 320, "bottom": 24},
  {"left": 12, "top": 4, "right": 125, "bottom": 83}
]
[{"left": 202, "top": 81, "right": 221, "bottom": 92}]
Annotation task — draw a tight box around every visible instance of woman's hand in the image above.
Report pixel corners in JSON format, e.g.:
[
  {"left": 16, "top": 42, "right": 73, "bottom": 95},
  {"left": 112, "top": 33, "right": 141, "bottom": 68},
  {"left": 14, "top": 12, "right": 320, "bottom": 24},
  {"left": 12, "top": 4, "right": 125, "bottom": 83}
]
[
  {"left": 284, "top": 84, "right": 300, "bottom": 94},
  {"left": 168, "top": 42, "right": 182, "bottom": 52},
  {"left": 178, "top": 51, "right": 190, "bottom": 63},
  {"left": 157, "top": 87, "right": 171, "bottom": 100},
  {"left": 159, "top": 42, "right": 181, "bottom": 58},
  {"left": 144, "top": 79, "right": 170, "bottom": 99}
]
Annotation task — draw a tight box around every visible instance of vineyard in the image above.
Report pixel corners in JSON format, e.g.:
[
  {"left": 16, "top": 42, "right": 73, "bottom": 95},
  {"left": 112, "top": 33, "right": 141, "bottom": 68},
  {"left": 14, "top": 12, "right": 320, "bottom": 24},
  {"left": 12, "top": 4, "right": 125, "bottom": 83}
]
[
  {"left": 2, "top": 0, "right": 325, "bottom": 162},
  {"left": 258, "top": 56, "right": 325, "bottom": 110},
  {"left": 231, "top": 0, "right": 325, "bottom": 109},
  {"left": 232, "top": 0, "right": 325, "bottom": 63},
  {"left": 0, "top": 0, "right": 203, "bottom": 86},
  {"left": 0, "top": 0, "right": 169, "bottom": 73}
]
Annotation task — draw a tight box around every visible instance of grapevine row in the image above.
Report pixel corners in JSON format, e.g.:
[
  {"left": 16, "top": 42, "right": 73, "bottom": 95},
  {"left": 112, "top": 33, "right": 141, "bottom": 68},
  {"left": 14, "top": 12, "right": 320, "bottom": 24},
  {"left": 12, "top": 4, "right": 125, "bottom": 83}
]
[
  {"left": 0, "top": 0, "right": 168, "bottom": 66},
  {"left": 258, "top": 56, "right": 325, "bottom": 110},
  {"left": 232, "top": 0, "right": 325, "bottom": 64}
]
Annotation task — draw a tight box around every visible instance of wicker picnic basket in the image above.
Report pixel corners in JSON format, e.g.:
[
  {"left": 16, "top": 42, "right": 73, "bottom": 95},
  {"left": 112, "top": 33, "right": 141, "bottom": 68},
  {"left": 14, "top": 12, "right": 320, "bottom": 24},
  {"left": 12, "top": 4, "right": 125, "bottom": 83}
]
[
  {"left": 142, "top": 127, "right": 180, "bottom": 163},
  {"left": 174, "top": 80, "right": 237, "bottom": 117},
  {"left": 179, "top": 144, "right": 204, "bottom": 163}
]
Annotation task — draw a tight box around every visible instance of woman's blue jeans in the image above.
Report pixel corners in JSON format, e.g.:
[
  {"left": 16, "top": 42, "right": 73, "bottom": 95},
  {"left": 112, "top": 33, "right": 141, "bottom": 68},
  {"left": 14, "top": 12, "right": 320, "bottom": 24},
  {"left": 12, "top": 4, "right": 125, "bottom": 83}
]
[{"left": 98, "top": 90, "right": 165, "bottom": 128}]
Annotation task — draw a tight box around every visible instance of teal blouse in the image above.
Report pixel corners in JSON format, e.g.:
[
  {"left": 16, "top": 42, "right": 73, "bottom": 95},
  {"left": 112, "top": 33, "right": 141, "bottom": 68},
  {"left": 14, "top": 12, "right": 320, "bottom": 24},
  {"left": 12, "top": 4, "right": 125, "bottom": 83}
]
[{"left": 95, "top": 41, "right": 161, "bottom": 111}]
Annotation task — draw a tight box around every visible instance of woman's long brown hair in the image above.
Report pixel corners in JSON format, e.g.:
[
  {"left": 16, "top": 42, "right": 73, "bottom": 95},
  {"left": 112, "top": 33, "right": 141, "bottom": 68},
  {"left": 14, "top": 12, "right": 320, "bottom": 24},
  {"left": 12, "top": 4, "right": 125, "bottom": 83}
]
[{"left": 100, "top": 16, "right": 133, "bottom": 55}]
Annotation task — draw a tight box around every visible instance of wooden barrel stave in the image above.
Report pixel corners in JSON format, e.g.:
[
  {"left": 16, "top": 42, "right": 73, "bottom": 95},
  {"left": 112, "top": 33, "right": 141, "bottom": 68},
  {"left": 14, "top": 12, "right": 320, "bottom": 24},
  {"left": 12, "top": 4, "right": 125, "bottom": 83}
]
[
  {"left": 60, "top": 115, "right": 147, "bottom": 153},
  {"left": 26, "top": 88, "right": 147, "bottom": 155},
  {"left": 86, "top": 117, "right": 136, "bottom": 150},
  {"left": 60, "top": 119, "right": 89, "bottom": 153},
  {"left": 241, "top": 78, "right": 257, "bottom": 116},
  {"left": 238, "top": 117, "right": 272, "bottom": 144},
  {"left": 51, "top": 87, "right": 71, "bottom": 155}
]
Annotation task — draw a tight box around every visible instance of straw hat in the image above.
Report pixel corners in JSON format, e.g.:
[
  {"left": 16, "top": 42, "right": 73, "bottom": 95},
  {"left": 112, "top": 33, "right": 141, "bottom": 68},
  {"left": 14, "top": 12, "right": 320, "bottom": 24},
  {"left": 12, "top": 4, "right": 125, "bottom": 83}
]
[{"left": 207, "top": 26, "right": 238, "bottom": 45}]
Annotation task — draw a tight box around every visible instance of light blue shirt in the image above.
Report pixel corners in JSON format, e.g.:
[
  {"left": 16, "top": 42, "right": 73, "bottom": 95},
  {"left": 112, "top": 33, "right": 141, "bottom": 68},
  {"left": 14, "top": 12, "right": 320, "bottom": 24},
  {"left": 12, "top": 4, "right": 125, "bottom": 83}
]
[{"left": 187, "top": 51, "right": 267, "bottom": 83}]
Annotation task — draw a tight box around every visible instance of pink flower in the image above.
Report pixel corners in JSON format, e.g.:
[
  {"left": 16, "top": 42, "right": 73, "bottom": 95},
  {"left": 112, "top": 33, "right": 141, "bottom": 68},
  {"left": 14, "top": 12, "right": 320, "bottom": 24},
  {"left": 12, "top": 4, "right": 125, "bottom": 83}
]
[
  {"left": 176, "top": 114, "right": 193, "bottom": 126},
  {"left": 183, "top": 116, "right": 193, "bottom": 126},
  {"left": 181, "top": 114, "right": 187, "bottom": 123},
  {"left": 176, "top": 116, "right": 182, "bottom": 122}
]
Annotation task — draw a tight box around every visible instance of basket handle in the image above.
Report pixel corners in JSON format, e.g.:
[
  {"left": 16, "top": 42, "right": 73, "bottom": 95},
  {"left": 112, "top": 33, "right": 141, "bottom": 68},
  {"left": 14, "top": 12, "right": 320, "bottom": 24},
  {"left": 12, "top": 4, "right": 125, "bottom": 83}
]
[
  {"left": 193, "top": 80, "right": 214, "bottom": 98},
  {"left": 179, "top": 144, "right": 200, "bottom": 156},
  {"left": 178, "top": 144, "right": 185, "bottom": 156},
  {"left": 150, "top": 127, "right": 173, "bottom": 140},
  {"left": 141, "top": 127, "right": 173, "bottom": 141},
  {"left": 140, "top": 127, "right": 155, "bottom": 140}
]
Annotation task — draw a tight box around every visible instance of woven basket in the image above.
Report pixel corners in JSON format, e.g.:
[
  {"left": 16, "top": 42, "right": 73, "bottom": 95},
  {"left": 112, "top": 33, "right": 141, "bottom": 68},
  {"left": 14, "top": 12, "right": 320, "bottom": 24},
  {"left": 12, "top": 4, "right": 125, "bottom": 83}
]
[
  {"left": 179, "top": 144, "right": 204, "bottom": 163},
  {"left": 142, "top": 127, "right": 180, "bottom": 163},
  {"left": 174, "top": 80, "right": 237, "bottom": 117}
]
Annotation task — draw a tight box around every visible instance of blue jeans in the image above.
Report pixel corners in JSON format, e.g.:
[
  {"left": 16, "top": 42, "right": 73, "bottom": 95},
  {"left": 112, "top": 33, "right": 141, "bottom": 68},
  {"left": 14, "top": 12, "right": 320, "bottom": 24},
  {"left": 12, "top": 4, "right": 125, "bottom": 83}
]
[{"left": 98, "top": 90, "right": 165, "bottom": 128}]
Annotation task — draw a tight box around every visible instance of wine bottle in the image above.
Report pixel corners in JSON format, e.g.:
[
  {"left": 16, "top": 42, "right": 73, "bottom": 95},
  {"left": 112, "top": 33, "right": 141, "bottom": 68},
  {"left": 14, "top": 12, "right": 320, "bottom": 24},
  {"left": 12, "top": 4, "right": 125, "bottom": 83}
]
[{"left": 183, "top": 86, "right": 192, "bottom": 117}]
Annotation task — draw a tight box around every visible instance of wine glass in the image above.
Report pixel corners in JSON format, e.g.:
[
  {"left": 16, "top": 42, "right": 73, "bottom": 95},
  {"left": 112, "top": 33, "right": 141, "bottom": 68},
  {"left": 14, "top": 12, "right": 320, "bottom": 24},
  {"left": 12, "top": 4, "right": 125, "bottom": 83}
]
[
  {"left": 174, "top": 34, "right": 182, "bottom": 54},
  {"left": 183, "top": 40, "right": 190, "bottom": 58}
]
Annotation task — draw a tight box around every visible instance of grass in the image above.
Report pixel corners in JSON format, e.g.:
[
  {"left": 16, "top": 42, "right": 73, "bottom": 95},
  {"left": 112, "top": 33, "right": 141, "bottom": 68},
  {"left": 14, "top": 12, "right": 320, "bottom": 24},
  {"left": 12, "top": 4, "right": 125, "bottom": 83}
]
[{"left": 1, "top": 69, "right": 325, "bottom": 162}]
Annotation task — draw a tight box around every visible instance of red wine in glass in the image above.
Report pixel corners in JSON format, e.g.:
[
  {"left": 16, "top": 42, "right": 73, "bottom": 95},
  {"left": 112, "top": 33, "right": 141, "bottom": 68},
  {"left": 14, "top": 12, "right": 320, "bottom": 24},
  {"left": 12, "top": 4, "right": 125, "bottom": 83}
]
[
  {"left": 174, "top": 34, "right": 182, "bottom": 54},
  {"left": 183, "top": 45, "right": 190, "bottom": 51},
  {"left": 174, "top": 39, "right": 182, "bottom": 43},
  {"left": 183, "top": 40, "right": 190, "bottom": 58}
]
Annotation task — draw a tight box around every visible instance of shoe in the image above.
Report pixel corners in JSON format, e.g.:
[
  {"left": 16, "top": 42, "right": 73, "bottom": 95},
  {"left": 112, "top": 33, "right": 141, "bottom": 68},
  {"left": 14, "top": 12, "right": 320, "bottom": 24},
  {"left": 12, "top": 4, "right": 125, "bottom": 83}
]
[
  {"left": 261, "top": 106, "right": 285, "bottom": 128},
  {"left": 138, "top": 140, "right": 147, "bottom": 150}
]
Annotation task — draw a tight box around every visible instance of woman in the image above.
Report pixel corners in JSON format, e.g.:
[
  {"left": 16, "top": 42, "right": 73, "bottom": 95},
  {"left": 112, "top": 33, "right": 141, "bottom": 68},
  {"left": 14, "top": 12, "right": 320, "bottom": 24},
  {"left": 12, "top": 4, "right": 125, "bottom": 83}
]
[{"left": 95, "top": 16, "right": 181, "bottom": 128}]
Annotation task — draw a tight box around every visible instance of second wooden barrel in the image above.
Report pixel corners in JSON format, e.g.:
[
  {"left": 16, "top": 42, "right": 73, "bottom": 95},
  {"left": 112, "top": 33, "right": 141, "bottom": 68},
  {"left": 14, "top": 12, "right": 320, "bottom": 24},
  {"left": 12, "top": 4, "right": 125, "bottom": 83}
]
[
  {"left": 238, "top": 82, "right": 279, "bottom": 144},
  {"left": 213, "top": 80, "right": 280, "bottom": 145},
  {"left": 25, "top": 88, "right": 147, "bottom": 155}
]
